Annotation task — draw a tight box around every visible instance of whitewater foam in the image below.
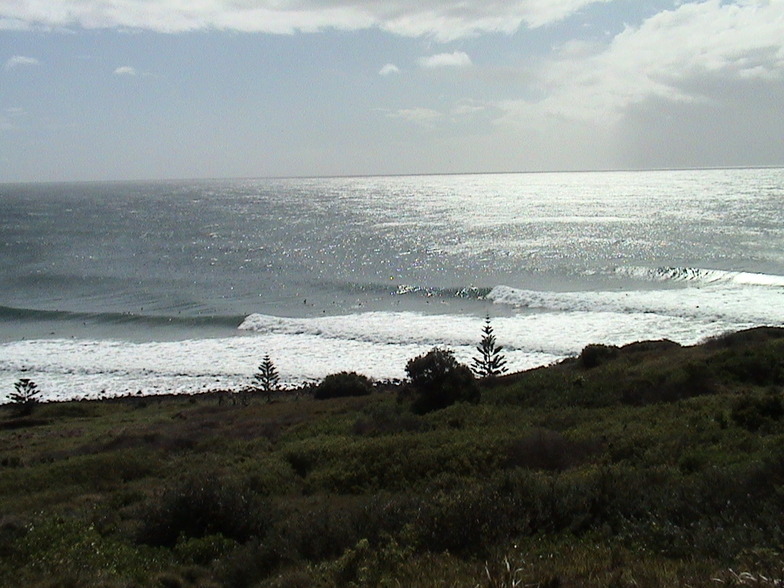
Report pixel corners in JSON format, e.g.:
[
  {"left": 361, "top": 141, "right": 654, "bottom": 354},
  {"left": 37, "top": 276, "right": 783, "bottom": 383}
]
[
  {"left": 1, "top": 302, "right": 769, "bottom": 403},
  {"left": 617, "top": 266, "right": 784, "bottom": 287},
  {"left": 3, "top": 170, "right": 784, "bottom": 403},
  {"left": 487, "top": 278, "right": 784, "bottom": 325}
]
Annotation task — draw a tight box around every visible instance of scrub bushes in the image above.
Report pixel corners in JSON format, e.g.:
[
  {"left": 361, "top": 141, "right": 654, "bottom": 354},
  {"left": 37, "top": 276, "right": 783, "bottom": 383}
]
[
  {"left": 314, "top": 372, "right": 374, "bottom": 400},
  {"left": 405, "top": 347, "right": 479, "bottom": 413},
  {"left": 137, "top": 474, "right": 275, "bottom": 546}
]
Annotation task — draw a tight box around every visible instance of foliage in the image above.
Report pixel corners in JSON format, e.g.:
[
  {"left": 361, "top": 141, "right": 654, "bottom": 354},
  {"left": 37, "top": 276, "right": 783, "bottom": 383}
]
[
  {"left": 731, "top": 389, "right": 784, "bottom": 431},
  {"left": 3, "top": 327, "right": 784, "bottom": 586},
  {"left": 254, "top": 353, "right": 281, "bottom": 401},
  {"left": 9, "top": 378, "right": 41, "bottom": 416},
  {"left": 579, "top": 344, "right": 619, "bottom": 369},
  {"left": 137, "top": 474, "right": 274, "bottom": 546},
  {"left": 472, "top": 315, "right": 508, "bottom": 378},
  {"left": 313, "top": 371, "right": 373, "bottom": 400},
  {"left": 406, "top": 347, "right": 479, "bottom": 413}
]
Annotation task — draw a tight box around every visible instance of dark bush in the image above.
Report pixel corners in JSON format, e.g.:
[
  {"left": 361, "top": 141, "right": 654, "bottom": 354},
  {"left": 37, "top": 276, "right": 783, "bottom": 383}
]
[
  {"left": 274, "top": 502, "right": 365, "bottom": 562},
  {"left": 506, "top": 429, "right": 599, "bottom": 472},
  {"left": 579, "top": 344, "right": 619, "bottom": 369},
  {"left": 405, "top": 348, "right": 479, "bottom": 414},
  {"left": 719, "top": 348, "right": 784, "bottom": 386},
  {"left": 314, "top": 372, "right": 374, "bottom": 400},
  {"left": 137, "top": 474, "right": 274, "bottom": 546},
  {"left": 704, "top": 326, "right": 784, "bottom": 349},
  {"left": 622, "top": 362, "right": 717, "bottom": 405},
  {"left": 352, "top": 404, "right": 428, "bottom": 436},
  {"left": 619, "top": 339, "right": 681, "bottom": 355},
  {"left": 731, "top": 390, "right": 784, "bottom": 431}
]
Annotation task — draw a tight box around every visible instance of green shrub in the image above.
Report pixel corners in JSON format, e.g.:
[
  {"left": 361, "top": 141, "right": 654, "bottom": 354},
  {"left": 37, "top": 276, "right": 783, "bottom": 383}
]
[
  {"left": 137, "top": 474, "right": 274, "bottom": 546},
  {"left": 352, "top": 403, "right": 429, "bottom": 436},
  {"left": 274, "top": 501, "right": 366, "bottom": 562},
  {"left": 174, "top": 533, "right": 238, "bottom": 565},
  {"left": 2, "top": 515, "right": 169, "bottom": 585},
  {"left": 579, "top": 344, "right": 619, "bottom": 369},
  {"left": 506, "top": 429, "right": 599, "bottom": 472},
  {"left": 405, "top": 348, "right": 479, "bottom": 414},
  {"left": 731, "top": 390, "right": 784, "bottom": 431},
  {"left": 719, "top": 348, "right": 784, "bottom": 386},
  {"left": 314, "top": 372, "right": 373, "bottom": 400}
]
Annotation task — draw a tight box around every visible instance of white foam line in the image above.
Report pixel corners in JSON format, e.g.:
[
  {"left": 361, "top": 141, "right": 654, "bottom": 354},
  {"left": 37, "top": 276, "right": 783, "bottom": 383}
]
[
  {"left": 0, "top": 306, "right": 764, "bottom": 404},
  {"left": 487, "top": 284, "right": 784, "bottom": 324},
  {"left": 618, "top": 266, "right": 784, "bottom": 287}
]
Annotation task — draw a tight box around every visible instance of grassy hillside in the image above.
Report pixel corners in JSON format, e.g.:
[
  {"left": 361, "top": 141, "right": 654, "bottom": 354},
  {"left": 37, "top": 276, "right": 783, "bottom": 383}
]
[{"left": 2, "top": 327, "right": 784, "bottom": 587}]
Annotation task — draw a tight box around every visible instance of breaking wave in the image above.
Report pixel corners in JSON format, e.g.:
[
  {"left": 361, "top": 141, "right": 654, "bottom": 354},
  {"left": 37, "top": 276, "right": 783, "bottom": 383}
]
[
  {"left": 616, "top": 267, "right": 784, "bottom": 287},
  {"left": 0, "top": 304, "right": 246, "bottom": 330}
]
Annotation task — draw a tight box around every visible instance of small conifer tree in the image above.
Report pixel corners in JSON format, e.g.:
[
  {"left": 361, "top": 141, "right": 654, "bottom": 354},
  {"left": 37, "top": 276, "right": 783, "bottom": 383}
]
[
  {"left": 10, "top": 378, "right": 41, "bottom": 416},
  {"left": 471, "top": 315, "right": 508, "bottom": 379},
  {"left": 254, "top": 354, "right": 280, "bottom": 402}
]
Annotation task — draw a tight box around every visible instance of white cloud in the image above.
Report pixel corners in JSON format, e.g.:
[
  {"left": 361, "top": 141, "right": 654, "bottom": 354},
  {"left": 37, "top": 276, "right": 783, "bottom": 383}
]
[
  {"left": 113, "top": 66, "right": 137, "bottom": 76},
  {"left": 419, "top": 51, "right": 472, "bottom": 68},
  {"left": 385, "top": 100, "right": 488, "bottom": 126},
  {"left": 450, "top": 102, "right": 486, "bottom": 117},
  {"left": 4, "top": 55, "right": 40, "bottom": 69},
  {"left": 0, "top": 0, "right": 615, "bottom": 40},
  {"left": 386, "top": 107, "right": 443, "bottom": 124},
  {"left": 496, "top": 0, "right": 784, "bottom": 126},
  {"left": 379, "top": 63, "right": 400, "bottom": 76}
]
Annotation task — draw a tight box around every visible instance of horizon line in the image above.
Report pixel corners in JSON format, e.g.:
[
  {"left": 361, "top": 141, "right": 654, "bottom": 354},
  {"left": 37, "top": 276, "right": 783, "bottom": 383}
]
[{"left": 2, "top": 164, "right": 784, "bottom": 186}]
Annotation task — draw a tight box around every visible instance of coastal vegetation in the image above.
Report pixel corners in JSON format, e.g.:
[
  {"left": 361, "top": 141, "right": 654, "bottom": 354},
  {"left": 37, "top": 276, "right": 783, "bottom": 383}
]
[
  {"left": 471, "top": 315, "right": 508, "bottom": 379},
  {"left": 1, "top": 327, "right": 784, "bottom": 586},
  {"left": 406, "top": 347, "right": 480, "bottom": 414},
  {"left": 254, "top": 355, "right": 281, "bottom": 403},
  {"left": 8, "top": 378, "right": 42, "bottom": 417}
]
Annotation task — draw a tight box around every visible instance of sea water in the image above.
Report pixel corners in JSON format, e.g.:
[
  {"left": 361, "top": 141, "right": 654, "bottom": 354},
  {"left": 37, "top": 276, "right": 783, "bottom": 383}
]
[{"left": 1, "top": 168, "right": 783, "bottom": 402}]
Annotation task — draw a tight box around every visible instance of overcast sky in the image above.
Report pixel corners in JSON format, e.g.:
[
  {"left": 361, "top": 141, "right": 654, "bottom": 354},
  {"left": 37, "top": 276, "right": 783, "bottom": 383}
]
[{"left": 1, "top": 0, "right": 783, "bottom": 182}]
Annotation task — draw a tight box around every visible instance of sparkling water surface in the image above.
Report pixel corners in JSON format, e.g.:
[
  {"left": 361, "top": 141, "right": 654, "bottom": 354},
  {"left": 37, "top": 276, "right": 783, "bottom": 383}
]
[{"left": 1, "top": 168, "right": 783, "bottom": 401}]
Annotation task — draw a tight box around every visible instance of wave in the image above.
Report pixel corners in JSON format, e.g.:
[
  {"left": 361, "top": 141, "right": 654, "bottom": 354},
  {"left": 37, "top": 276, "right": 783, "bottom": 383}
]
[
  {"left": 393, "top": 284, "right": 492, "bottom": 300},
  {"left": 616, "top": 266, "right": 784, "bottom": 287},
  {"left": 0, "top": 305, "right": 245, "bottom": 330},
  {"left": 238, "top": 311, "right": 488, "bottom": 348},
  {"left": 486, "top": 281, "right": 784, "bottom": 325},
  {"left": 5, "top": 299, "right": 774, "bottom": 404},
  {"left": 328, "top": 280, "right": 492, "bottom": 300},
  {"left": 7, "top": 285, "right": 784, "bottom": 404}
]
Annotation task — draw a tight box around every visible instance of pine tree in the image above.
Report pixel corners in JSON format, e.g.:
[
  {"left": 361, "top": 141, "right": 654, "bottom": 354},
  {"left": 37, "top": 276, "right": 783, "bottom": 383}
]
[
  {"left": 254, "top": 354, "right": 280, "bottom": 402},
  {"left": 471, "top": 316, "right": 508, "bottom": 379},
  {"left": 10, "top": 378, "right": 41, "bottom": 416}
]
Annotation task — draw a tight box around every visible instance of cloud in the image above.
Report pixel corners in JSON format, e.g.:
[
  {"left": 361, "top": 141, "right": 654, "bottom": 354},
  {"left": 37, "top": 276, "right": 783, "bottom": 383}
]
[
  {"left": 379, "top": 63, "right": 400, "bottom": 76},
  {"left": 419, "top": 51, "right": 472, "bottom": 69},
  {"left": 496, "top": 0, "right": 784, "bottom": 127},
  {"left": 384, "top": 100, "right": 489, "bottom": 126},
  {"left": 4, "top": 55, "right": 40, "bottom": 69},
  {"left": 5, "top": 107, "right": 26, "bottom": 117},
  {"left": 0, "top": 107, "right": 26, "bottom": 131},
  {"left": 0, "top": 0, "right": 615, "bottom": 41},
  {"left": 386, "top": 107, "right": 443, "bottom": 124},
  {"left": 450, "top": 101, "right": 486, "bottom": 117},
  {"left": 113, "top": 66, "right": 137, "bottom": 76}
]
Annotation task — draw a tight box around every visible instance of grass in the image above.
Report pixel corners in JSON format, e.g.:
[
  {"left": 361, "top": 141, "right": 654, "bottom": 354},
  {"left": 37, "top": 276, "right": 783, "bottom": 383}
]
[{"left": 1, "top": 327, "right": 784, "bottom": 586}]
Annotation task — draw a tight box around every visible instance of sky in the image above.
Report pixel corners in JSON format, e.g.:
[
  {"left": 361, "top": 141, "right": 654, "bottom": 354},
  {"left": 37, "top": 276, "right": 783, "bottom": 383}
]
[{"left": 1, "top": 0, "right": 783, "bottom": 182}]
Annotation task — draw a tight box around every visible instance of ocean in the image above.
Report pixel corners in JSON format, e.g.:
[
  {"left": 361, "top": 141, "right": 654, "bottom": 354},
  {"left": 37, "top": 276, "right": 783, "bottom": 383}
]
[{"left": 1, "top": 168, "right": 783, "bottom": 403}]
